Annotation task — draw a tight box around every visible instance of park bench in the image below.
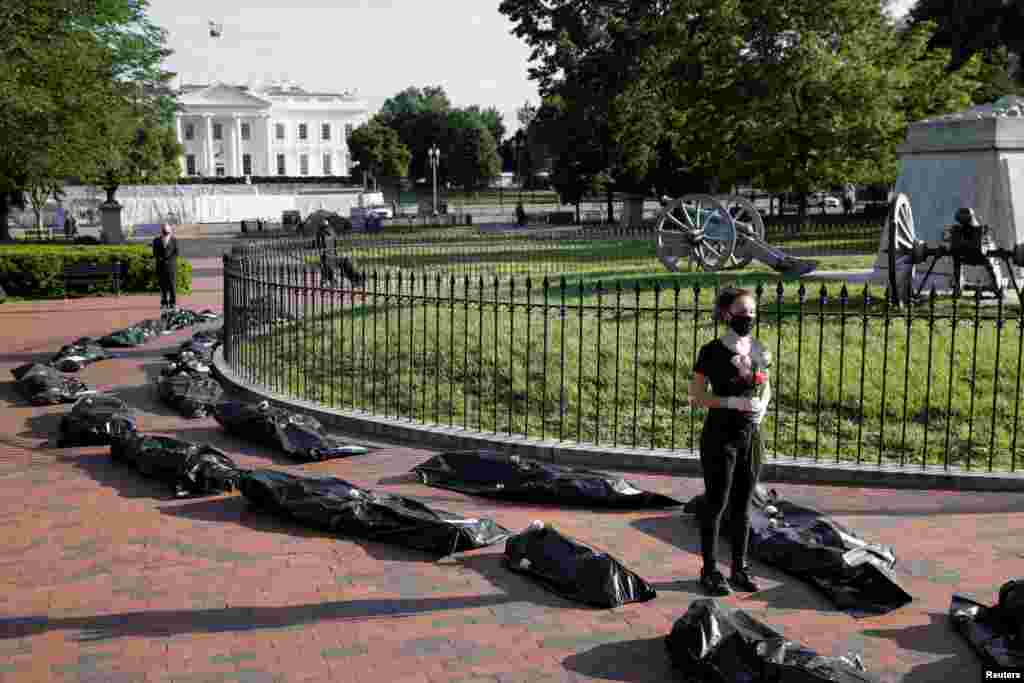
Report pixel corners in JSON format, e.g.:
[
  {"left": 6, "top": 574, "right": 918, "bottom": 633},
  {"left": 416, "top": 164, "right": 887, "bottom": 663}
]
[
  {"left": 23, "top": 228, "right": 53, "bottom": 241},
  {"left": 63, "top": 260, "right": 127, "bottom": 297}
]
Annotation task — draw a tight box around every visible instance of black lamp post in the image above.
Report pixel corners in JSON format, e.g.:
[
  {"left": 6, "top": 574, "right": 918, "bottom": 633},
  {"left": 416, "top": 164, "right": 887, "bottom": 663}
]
[
  {"left": 514, "top": 130, "right": 525, "bottom": 202},
  {"left": 429, "top": 145, "right": 440, "bottom": 216}
]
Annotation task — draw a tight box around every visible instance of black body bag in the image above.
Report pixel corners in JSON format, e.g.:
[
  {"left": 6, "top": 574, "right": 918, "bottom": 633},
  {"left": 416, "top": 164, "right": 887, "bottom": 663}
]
[
  {"left": 112, "top": 433, "right": 240, "bottom": 497},
  {"left": 950, "top": 579, "right": 1024, "bottom": 669},
  {"left": 666, "top": 598, "right": 880, "bottom": 682},
  {"left": 412, "top": 450, "right": 681, "bottom": 508},
  {"left": 238, "top": 469, "right": 509, "bottom": 555},
  {"left": 504, "top": 522, "right": 657, "bottom": 608},
  {"left": 58, "top": 394, "right": 137, "bottom": 447},
  {"left": 684, "top": 487, "right": 912, "bottom": 615},
  {"left": 11, "top": 363, "right": 94, "bottom": 405},
  {"left": 213, "top": 400, "right": 367, "bottom": 461}
]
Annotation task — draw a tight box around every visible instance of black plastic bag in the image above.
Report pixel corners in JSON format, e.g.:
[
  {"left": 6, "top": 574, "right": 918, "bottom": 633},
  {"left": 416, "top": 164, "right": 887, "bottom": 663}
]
[
  {"left": 503, "top": 522, "right": 657, "bottom": 608},
  {"left": 951, "top": 580, "right": 1024, "bottom": 669},
  {"left": 57, "top": 394, "right": 137, "bottom": 447},
  {"left": 666, "top": 599, "right": 880, "bottom": 682},
  {"left": 238, "top": 469, "right": 510, "bottom": 555},
  {"left": 412, "top": 450, "right": 681, "bottom": 508},
  {"left": 11, "top": 363, "right": 94, "bottom": 405},
  {"left": 684, "top": 488, "right": 912, "bottom": 615},
  {"left": 112, "top": 433, "right": 240, "bottom": 497},
  {"left": 157, "top": 372, "right": 224, "bottom": 418},
  {"left": 51, "top": 337, "right": 111, "bottom": 372},
  {"left": 163, "top": 308, "right": 220, "bottom": 331},
  {"left": 98, "top": 326, "right": 151, "bottom": 348},
  {"left": 213, "top": 400, "right": 368, "bottom": 461}
]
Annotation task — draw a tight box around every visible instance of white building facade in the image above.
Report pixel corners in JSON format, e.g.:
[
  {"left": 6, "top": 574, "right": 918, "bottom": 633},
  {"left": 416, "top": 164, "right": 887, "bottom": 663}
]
[{"left": 174, "top": 82, "right": 369, "bottom": 178}]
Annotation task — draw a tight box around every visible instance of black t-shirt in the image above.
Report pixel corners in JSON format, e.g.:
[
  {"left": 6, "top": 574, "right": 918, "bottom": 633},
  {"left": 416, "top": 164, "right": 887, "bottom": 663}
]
[{"left": 693, "top": 338, "right": 770, "bottom": 399}]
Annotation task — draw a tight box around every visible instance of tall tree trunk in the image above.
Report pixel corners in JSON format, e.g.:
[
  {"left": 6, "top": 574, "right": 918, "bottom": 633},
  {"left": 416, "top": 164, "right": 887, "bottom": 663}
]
[
  {"left": 0, "top": 195, "right": 11, "bottom": 242},
  {"left": 605, "top": 186, "right": 613, "bottom": 225}
]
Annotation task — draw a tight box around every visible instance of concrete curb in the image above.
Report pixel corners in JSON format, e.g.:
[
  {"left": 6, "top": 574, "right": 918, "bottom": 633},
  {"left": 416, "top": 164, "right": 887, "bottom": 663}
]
[{"left": 213, "top": 347, "right": 1024, "bottom": 492}]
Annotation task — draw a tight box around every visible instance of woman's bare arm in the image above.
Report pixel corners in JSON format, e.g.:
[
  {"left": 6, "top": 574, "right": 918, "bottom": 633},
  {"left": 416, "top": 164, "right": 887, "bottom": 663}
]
[{"left": 689, "top": 372, "right": 724, "bottom": 409}]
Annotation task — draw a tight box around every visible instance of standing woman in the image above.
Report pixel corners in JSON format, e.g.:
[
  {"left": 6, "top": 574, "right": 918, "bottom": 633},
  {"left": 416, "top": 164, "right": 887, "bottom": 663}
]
[
  {"left": 688, "top": 288, "right": 772, "bottom": 595},
  {"left": 153, "top": 224, "right": 179, "bottom": 314}
]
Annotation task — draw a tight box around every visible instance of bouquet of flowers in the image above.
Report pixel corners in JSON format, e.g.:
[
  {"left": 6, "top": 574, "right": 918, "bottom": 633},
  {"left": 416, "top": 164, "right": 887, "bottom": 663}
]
[{"left": 731, "top": 349, "right": 771, "bottom": 401}]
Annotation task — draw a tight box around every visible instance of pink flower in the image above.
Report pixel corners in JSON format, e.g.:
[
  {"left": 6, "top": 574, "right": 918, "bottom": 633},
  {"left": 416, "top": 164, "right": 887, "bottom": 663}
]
[
  {"left": 754, "top": 371, "right": 768, "bottom": 385},
  {"left": 731, "top": 354, "right": 753, "bottom": 379}
]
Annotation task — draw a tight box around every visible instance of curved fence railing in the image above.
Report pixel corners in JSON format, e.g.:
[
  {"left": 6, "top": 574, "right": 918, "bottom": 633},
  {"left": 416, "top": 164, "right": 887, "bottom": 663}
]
[{"left": 222, "top": 232, "right": 1024, "bottom": 473}]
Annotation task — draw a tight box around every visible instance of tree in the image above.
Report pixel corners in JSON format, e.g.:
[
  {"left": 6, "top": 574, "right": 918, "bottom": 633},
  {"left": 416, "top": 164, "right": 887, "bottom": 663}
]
[
  {"left": 348, "top": 120, "right": 412, "bottom": 189},
  {"left": 448, "top": 125, "right": 502, "bottom": 190},
  {"left": 0, "top": 0, "right": 178, "bottom": 240},
  {"left": 907, "top": 0, "right": 1024, "bottom": 83},
  {"left": 500, "top": 0, "right": 670, "bottom": 220}
]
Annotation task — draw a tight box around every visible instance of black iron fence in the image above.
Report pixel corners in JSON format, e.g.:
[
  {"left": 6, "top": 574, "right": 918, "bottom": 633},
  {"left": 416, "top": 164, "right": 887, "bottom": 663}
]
[{"left": 224, "top": 249, "right": 1024, "bottom": 474}]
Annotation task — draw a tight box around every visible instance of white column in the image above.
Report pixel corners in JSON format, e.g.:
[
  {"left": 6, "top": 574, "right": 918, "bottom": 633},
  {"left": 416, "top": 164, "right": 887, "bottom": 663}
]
[
  {"left": 203, "top": 114, "right": 214, "bottom": 176},
  {"left": 234, "top": 114, "right": 244, "bottom": 177},
  {"left": 175, "top": 115, "right": 186, "bottom": 175},
  {"left": 265, "top": 114, "right": 274, "bottom": 176}
]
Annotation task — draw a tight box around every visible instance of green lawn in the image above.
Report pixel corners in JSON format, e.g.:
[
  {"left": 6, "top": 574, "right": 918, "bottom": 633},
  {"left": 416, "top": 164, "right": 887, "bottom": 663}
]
[{"left": 236, "top": 265, "right": 1024, "bottom": 472}]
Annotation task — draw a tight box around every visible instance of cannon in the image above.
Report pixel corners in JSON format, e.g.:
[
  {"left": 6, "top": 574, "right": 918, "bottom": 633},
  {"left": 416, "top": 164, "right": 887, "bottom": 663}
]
[
  {"left": 655, "top": 194, "right": 818, "bottom": 276},
  {"left": 882, "top": 193, "right": 1024, "bottom": 304}
]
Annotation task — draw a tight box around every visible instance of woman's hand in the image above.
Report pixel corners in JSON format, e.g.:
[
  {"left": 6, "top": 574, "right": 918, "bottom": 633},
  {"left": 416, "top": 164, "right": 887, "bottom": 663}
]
[{"left": 723, "top": 397, "right": 765, "bottom": 413}]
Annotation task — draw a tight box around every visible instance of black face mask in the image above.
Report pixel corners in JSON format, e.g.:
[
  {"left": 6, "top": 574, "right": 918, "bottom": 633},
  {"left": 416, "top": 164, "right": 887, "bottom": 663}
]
[{"left": 729, "top": 315, "right": 755, "bottom": 337}]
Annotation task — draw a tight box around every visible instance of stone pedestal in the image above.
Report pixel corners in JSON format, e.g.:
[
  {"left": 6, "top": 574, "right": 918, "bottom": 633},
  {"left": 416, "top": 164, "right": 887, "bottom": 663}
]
[
  {"left": 622, "top": 195, "right": 646, "bottom": 228},
  {"left": 100, "top": 201, "right": 125, "bottom": 243},
  {"left": 874, "top": 95, "right": 1024, "bottom": 291}
]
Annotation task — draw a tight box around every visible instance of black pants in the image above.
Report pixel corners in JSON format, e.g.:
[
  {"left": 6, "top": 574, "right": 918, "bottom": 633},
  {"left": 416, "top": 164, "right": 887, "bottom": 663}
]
[
  {"left": 158, "top": 268, "right": 176, "bottom": 307},
  {"left": 699, "top": 410, "right": 761, "bottom": 570}
]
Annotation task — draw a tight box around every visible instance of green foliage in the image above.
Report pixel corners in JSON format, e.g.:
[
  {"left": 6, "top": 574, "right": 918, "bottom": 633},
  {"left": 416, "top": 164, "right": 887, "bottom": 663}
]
[
  {"left": 908, "top": 0, "right": 1024, "bottom": 82},
  {"left": 0, "top": 0, "right": 179, "bottom": 240},
  {"left": 0, "top": 244, "right": 192, "bottom": 298},
  {"left": 448, "top": 125, "right": 502, "bottom": 190},
  {"left": 348, "top": 120, "right": 412, "bottom": 183}
]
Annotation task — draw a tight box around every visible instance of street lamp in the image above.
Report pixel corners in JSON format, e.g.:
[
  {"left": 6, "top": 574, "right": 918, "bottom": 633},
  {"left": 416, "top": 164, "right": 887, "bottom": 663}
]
[
  {"left": 428, "top": 145, "right": 441, "bottom": 216},
  {"left": 513, "top": 131, "right": 524, "bottom": 202}
]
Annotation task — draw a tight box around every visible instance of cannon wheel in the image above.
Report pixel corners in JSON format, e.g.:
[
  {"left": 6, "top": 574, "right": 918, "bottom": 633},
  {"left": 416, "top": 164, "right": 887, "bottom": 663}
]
[
  {"left": 656, "top": 194, "right": 737, "bottom": 271},
  {"left": 716, "top": 195, "right": 766, "bottom": 269},
  {"left": 886, "top": 193, "right": 917, "bottom": 303}
]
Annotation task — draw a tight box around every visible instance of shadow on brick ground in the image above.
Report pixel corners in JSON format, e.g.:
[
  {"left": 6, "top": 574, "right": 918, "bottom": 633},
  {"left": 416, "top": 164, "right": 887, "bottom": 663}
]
[{"left": 562, "top": 636, "right": 675, "bottom": 683}]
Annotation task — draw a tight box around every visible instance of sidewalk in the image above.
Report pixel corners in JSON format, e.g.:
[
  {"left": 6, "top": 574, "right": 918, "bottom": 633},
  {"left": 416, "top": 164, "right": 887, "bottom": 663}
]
[{"left": 1, "top": 254, "right": 1023, "bottom": 682}]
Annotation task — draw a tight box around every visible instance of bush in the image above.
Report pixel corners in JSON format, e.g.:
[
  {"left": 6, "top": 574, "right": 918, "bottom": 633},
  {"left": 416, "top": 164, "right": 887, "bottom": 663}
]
[{"left": 0, "top": 244, "right": 193, "bottom": 298}]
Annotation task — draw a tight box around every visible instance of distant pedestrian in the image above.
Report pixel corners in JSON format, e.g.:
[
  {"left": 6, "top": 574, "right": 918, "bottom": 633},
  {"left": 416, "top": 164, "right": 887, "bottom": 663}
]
[
  {"left": 152, "top": 225, "right": 179, "bottom": 312},
  {"left": 516, "top": 202, "right": 526, "bottom": 227},
  {"left": 316, "top": 218, "right": 330, "bottom": 250},
  {"left": 64, "top": 214, "right": 77, "bottom": 239}
]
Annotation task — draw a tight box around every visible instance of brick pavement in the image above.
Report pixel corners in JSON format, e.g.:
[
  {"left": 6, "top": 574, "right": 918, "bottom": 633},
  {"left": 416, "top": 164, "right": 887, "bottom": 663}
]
[{"left": 2, "top": 253, "right": 1024, "bottom": 682}]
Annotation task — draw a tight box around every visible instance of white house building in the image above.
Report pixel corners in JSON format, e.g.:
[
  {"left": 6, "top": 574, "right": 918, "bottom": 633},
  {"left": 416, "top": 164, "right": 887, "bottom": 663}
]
[{"left": 174, "top": 81, "right": 370, "bottom": 178}]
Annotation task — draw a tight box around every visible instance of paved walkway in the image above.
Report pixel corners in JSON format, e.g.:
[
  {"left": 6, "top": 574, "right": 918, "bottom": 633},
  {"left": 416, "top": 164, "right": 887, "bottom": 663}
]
[{"left": 1, "top": 254, "right": 1024, "bottom": 682}]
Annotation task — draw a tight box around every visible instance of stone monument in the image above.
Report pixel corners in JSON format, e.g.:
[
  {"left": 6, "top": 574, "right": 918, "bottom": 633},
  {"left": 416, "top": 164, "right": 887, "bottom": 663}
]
[
  {"left": 873, "top": 95, "right": 1024, "bottom": 291},
  {"left": 99, "top": 185, "right": 126, "bottom": 243}
]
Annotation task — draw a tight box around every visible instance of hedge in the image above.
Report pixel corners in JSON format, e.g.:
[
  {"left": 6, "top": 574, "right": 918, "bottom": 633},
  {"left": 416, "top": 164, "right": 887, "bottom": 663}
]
[{"left": 0, "top": 244, "right": 193, "bottom": 298}]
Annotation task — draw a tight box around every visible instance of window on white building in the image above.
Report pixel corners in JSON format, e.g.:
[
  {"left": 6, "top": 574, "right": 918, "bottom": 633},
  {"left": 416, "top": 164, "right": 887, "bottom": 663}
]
[
  {"left": 300, "top": 154, "right": 309, "bottom": 176},
  {"left": 241, "top": 123, "right": 251, "bottom": 141},
  {"left": 184, "top": 123, "right": 194, "bottom": 141},
  {"left": 298, "top": 123, "right": 308, "bottom": 141},
  {"left": 323, "top": 154, "right": 332, "bottom": 176},
  {"left": 215, "top": 165, "right": 225, "bottom": 177},
  {"left": 213, "top": 123, "right": 223, "bottom": 140},
  {"left": 243, "top": 154, "right": 252, "bottom": 176},
  {"left": 277, "top": 154, "right": 286, "bottom": 176},
  {"left": 344, "top": 123, "right": 354, "bottom": 140},
  {"left": 275, "top": 123, "right": 285, "bottom": 140},
  {"left": 321, "top": 123, "right": 331, "bottom": 141},
  {"left": 186, "top": 155, "right": 196, "bottom": 175}
]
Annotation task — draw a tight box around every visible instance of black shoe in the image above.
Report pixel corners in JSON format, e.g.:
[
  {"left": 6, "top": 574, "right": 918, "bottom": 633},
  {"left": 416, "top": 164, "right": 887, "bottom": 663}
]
[
  {"left": 729, "top": 567, "right": 760, "bottom": 593},
  {"left": 700, "top": 568, "right": 731, "bottom": 596}
]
